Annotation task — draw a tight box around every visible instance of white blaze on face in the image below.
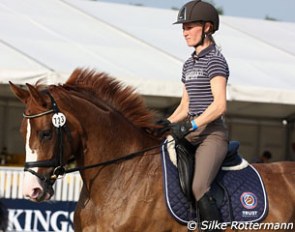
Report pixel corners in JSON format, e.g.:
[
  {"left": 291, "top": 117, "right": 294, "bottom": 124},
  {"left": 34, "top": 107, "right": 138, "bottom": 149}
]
[
  {"left": 25, "top": 119, "right": 37, "bottom": 163},
  {"left": 23, "top": 119, "right": 44, "bottom": 200}
]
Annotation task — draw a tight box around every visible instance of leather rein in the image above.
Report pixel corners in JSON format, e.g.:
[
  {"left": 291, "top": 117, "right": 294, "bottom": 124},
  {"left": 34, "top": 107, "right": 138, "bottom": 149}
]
[{"left": 23, "top": 93, "right": 166, "bottom": 185}]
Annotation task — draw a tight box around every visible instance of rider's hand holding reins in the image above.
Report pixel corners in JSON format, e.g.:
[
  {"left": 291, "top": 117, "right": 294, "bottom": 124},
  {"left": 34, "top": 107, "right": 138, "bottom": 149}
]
[{"left": 171, "top": 120, "right": 198, "bottom": 140}]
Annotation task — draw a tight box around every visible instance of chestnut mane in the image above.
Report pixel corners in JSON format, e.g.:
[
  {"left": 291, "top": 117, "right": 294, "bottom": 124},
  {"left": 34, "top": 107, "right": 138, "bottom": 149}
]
[{"left": 63, "top": 68, "right": 157, "bottom": 129}]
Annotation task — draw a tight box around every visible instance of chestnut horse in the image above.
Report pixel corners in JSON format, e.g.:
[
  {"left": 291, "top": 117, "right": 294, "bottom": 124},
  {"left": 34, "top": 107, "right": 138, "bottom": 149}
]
[{"left": 10, "top": 69, "right": 295, "bottom": 231}]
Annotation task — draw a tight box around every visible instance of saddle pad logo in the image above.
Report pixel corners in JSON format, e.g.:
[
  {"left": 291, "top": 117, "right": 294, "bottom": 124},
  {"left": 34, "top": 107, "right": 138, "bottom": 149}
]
[{"left": 240, "top": 192, "right": 257, "bottom": 209}]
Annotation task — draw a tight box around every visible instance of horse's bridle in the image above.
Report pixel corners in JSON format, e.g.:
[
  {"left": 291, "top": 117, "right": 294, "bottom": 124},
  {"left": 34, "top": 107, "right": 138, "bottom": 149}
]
[
  {"left": 23, "top": 92, "right": 172, "bottom": 186},
  {"left": 23, "top": 93, "right": 68, "bottom": 186}
]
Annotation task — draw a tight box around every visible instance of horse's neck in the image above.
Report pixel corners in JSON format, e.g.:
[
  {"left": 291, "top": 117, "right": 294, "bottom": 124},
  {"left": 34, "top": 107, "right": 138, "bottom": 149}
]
[
  {"left": 79, "top": 130, "right": 161, "bottom": 204},
  {"left": 62, "top": 93, "right": 161, "bottom": 199},
  {"left": 76, "top": 108, "right": 160, "bottom": 181}
]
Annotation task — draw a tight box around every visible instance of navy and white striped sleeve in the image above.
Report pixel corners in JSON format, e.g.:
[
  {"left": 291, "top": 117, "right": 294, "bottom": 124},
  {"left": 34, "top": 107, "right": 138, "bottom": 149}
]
[{"left": 207, "top": 54, "right": 229, "bottom": 80}]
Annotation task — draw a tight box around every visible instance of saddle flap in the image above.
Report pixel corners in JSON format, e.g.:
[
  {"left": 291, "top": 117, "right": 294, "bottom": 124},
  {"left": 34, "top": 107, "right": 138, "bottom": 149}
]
[{"left": 175, "top": 142, "right": 195, "bottom": 202}]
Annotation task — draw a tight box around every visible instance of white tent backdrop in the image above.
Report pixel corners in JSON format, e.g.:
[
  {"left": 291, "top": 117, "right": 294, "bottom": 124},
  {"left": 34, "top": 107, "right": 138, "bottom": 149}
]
[
  {"left": 0, "top": 0, "right": 295, "bottom": 160},
  {"left": 1, "top": 0, "right": 295, "bottom": 114},
  {"left": 1, "top": 1, "right": 295, "bottom": 106}
]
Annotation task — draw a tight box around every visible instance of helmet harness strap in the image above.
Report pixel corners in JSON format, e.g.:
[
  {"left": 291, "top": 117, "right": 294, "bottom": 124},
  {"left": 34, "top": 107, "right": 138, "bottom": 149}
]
[
  {"left": 194, "top": 22, "right": 206, "bottom": 48},
  {"left": 194, "top": 22, "right": 216, "bottom": 48}
]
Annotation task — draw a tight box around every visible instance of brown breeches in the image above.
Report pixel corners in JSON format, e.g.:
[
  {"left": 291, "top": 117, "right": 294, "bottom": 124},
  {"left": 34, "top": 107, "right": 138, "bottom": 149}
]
[{"left": 185, "top": 120, "right": 228, "bottom": 201}]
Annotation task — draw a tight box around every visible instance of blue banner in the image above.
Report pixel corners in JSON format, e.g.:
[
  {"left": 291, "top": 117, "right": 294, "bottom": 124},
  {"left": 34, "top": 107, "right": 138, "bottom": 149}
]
[{"left": 2, "top": 199, "right": 76, "bottom": 232}]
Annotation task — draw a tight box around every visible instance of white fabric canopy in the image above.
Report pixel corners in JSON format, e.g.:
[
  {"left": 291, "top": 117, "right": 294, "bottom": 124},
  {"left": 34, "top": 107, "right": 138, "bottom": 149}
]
[{"left": 1, "top": 0, "right": 295, "bottom": 119}]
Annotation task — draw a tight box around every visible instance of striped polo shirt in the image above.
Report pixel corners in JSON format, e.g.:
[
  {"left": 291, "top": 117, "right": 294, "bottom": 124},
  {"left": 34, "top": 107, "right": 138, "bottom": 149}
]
[{"left": 181, "top": 44, "right": 229, "bottom": 116}]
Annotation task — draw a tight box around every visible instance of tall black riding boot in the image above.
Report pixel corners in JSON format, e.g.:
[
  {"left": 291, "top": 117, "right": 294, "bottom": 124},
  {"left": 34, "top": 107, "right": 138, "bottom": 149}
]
[{"left": 197, "top": 192, "right": 221, "bottom": 232}]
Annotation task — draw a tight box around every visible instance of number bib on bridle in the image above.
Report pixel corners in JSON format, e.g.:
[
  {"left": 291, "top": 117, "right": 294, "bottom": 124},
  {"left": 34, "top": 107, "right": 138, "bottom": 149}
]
[{"left": 52, "top": 113, "right": 66, "bottom": 128}]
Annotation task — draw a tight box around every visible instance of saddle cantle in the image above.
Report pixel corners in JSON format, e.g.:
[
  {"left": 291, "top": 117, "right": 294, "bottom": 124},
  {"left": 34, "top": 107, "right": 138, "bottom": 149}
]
[
  {"left": 223, "top": 140, "right": 242, "bottom": 167},
  {"left": 161, "top": 137, "right": 268, "bottom": 224}
]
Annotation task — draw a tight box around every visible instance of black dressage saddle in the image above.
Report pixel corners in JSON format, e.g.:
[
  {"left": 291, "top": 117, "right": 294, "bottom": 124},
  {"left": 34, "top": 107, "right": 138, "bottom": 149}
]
[{"left": 175, "top": 139, "right": 241, "bottom": 202}]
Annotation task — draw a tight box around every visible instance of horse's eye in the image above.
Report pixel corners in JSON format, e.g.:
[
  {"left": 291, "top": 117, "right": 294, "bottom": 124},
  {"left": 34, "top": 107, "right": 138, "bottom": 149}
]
[{"left": 39, "top": 130, "right": 52, "bottom": 141}]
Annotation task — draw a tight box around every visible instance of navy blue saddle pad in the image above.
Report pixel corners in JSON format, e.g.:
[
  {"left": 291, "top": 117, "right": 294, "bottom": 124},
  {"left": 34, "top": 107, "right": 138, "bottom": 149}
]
[{"left": 161, "top": 138, "right": 268, "bottom": 225}]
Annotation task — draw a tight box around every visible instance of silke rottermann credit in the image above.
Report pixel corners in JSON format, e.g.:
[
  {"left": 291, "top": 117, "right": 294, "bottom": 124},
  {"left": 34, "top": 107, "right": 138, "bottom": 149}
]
[{"left": 187, "top": 220, "right": 294, "bottom": 231}]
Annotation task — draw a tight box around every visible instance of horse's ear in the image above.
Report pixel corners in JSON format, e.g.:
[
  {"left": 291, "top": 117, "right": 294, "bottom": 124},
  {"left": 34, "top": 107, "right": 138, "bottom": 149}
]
[
  {"left": 26, "top": 83, "right": 47, "bottom": 108},
  {"left": 9, "top": 81, "right": 30, "bottom": 104}
]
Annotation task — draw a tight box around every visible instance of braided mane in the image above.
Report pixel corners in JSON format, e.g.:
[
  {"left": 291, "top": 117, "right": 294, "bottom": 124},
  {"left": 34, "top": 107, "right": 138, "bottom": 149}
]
[{"left": 64, "top": 68, "right": 157, "bottom": 129}]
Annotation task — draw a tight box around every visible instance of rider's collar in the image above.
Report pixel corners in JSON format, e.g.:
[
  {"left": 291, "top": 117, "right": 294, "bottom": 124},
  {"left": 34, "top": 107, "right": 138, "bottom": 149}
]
[{"left": 192, "top": 43, "right": 215, "bottom": 60}]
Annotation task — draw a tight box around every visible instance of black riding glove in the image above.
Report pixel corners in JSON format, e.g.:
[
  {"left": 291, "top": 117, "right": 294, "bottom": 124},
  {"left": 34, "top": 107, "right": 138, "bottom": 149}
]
[
  {"left": 171, "top": 120, "right": 193, "bottom": 140},
  {"left": 156, "top": 119, "right": 171, "bottom": 127},
  {"left": 155, "top": 119, "right": 171, "bottom": 135}
]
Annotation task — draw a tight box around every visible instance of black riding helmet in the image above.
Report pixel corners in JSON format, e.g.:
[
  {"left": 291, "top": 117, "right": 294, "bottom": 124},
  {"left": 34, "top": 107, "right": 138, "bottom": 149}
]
[{"left": 174, "top": 0, "right": 219, "bottom": 33}]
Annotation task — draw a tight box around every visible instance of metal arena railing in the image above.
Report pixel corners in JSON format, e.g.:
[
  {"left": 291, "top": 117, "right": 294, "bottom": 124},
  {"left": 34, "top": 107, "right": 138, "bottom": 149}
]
[{"left": 0, "top": 167, "right": 82, "bottom": 201}]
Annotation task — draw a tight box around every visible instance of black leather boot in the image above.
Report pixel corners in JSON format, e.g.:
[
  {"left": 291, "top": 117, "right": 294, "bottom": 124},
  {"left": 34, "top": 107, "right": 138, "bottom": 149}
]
[{"left": 197, "top": 192, "right": 221, "bottom": 232}]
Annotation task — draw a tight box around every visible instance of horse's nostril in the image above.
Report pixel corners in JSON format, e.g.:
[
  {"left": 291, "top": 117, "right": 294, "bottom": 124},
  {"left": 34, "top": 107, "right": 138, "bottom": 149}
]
[{"left": 31, "top": 187, "right": 42, "bottom": 199}]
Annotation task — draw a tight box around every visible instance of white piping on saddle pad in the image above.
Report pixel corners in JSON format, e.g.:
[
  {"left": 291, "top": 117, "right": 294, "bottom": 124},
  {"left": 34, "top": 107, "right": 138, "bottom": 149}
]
[
  {"left": 221, "top": 158, "right": 249, "bottom": 171},
  {"left": 166, "top": 135, "right": 249, "bottom": 171}
]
